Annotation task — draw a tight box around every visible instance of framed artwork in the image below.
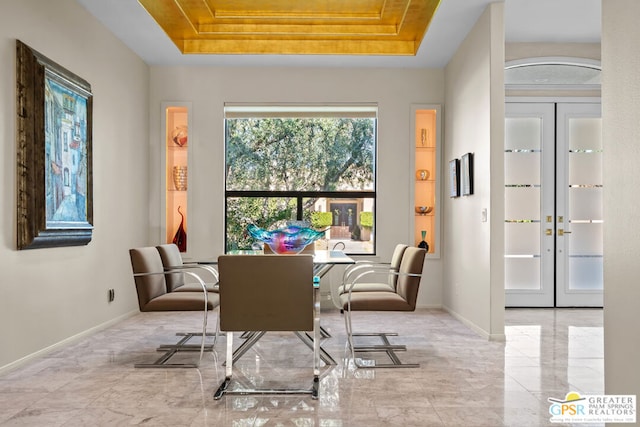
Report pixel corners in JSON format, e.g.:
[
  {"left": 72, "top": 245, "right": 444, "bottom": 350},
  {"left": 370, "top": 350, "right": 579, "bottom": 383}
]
[
  {"left": 449, "top": 159, "right": 460, "bottom": 198},
  {"left": 16, "top": 40, "right": 93, "bottom": 249},
  {"left": 461, "top": 152, "right": 474, "bottom": 196}
]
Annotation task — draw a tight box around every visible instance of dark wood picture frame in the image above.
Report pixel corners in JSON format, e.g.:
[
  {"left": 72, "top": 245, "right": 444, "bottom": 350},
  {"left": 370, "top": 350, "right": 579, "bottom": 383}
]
[
  {"left": 449, "top": 158, "right": 460, "bottom": 198},
  {"left": 461, "top": 152, "right": 474, "bottom": 196},
  {"left": 16, "top": 40, "right": 93, "bottom": 249}
]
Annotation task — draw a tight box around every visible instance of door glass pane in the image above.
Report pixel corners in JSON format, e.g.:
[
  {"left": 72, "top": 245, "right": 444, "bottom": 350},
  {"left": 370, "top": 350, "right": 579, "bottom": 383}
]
[
  {"left": 570, "top": 188, "right": 603, "bottom": 220},
  {"left": 505, "top": 257, "right": 541, "bottom": 290},
  {"left": 567, "top": 116, "right": 603, "bottom": 291},
  {"left": 569, "top": 117, "right": 601, "bottom": 150},
  {"left": 505, "top": 153, "right": 541, "bottom": 184},
  {"left": 505, "top": 222, "right": 541, "bottom": 290},
  {"left": 505, "top": 118, "right": 541, "bottom": 150},
  {"left": 570, "top": 152, "right": 602, "bottom": 183},
  {"left": 505, "top": 222, "right": 540, "bottom": 254},
  {"left": 505, "top": 187, "right": 540, "bottom": 220},
  {"left": 568, "top": 223, "right": 603, "bottom": 255},
  {"left": 569, "top": 257, "right": 603, "bottom": 290},
  {"left": 505, "top": 117, "right": 542, "bottom": 291}
]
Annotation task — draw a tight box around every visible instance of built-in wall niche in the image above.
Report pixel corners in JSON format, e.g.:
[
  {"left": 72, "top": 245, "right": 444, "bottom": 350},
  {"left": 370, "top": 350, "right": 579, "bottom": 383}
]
[
  {"left": 412, "top": 105, "right": 441, "bottom": 257},
  {"left": 164, "top": 104, "right": 189, "bottom": 252}
]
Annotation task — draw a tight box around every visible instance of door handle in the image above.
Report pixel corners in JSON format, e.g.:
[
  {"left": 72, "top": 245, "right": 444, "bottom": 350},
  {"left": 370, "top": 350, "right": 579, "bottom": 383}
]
[
  {"left": 558, "top": 229, "right": 572, "bottom": 236},
  {"left": 545, "top": 229, "right": 553, "bottom": 236}
]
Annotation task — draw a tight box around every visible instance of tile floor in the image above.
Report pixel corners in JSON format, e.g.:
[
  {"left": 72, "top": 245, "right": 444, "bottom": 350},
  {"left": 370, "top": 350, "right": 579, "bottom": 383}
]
[{"left": 0, "top": 308, "right": 603, "bottom": 426}]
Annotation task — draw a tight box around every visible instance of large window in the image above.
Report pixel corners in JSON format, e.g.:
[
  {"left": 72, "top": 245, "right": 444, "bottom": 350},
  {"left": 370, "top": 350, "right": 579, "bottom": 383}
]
[{"left": 224, "top": 104, "right": 377, "bottom": 254}]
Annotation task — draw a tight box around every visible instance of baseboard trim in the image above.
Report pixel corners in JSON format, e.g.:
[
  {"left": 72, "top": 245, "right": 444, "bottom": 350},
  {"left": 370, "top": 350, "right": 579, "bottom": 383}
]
[
  {"left": 0, "top": 309, "right": 138, "bottom": 376},
  {"left": 442, "top": 306, "right": 506, "bottom": 342},
  {"left": 415, "top": 303, "right": 443, "bottom": 309}
]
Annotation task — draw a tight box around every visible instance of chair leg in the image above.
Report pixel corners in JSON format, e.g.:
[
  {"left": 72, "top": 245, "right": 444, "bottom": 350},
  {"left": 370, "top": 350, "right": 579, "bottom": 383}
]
[
  {"left": 213, "top": 312, "right": 220, "bottom": 347},
  {"left": 157, "top": 332, "right": 216, "bottom": 351},
  {"left": 351, "top": 332, "right": 419, "bottom": 368},
  {"left": 343, "top": 305, "right": 358, "bottom": 365},
  {"left": 214, "top": 377, "right": 231, "bottom": 400},
  {"left": 215, "top": 287, "right": 322, "bottom": 399},
  {"left": 344, "top": 308, "right": 419, "bottom": 368},
  {"left": 135, "top": 333, "right": 200, "bottom": 368},
  {"left": 135, "top": 277, "right": 216, "bottom": 369},
  {"left": 214, "top": 330, "right": 319, "bottom": 400},
  {"left": 214, "top": 331, "right": 234, "bottom": 399},
  {"left": 312, "top": 285, "right": 320, "bottom": 400}
]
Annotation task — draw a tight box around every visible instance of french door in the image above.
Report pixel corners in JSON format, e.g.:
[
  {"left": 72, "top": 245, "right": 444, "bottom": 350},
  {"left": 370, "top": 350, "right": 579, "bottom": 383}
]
[{"left": 505, "top": 101, "right": 603, "bottom": 307}]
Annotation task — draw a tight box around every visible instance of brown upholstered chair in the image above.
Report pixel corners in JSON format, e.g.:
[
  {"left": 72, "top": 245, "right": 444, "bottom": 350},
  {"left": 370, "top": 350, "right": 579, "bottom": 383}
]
[
  {"left": 340, "top": 246, "right": 426, "bottom": 368},
  {"left": 156, "top": 243, "right": 219, "bottom": 293},
  {"left": 329, "top": 243, "right": 408, "bottom": 309},
  {"left": 338, "top": 243, "right": 408, "bottom": 294},
  {"left": 213, "top": 254, "right": 320, "bottom": 400},
  {"left": 129, "top": 246, "right": 220, "bottom": 368}
]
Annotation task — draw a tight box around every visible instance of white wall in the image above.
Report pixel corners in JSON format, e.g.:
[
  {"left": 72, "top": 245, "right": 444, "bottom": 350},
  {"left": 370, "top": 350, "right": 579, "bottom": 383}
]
[
  {"left": 602, "top": 0, "right": 640, "bottom": 408},
  {"left": 148, "top": 66, "right": 446, "bottom": 307},
  {"left": 443, "top": 3, "right": 505, "bottom": 339},
  {"left": 0, "top": 0, "right": 150, "bottom": 371}
]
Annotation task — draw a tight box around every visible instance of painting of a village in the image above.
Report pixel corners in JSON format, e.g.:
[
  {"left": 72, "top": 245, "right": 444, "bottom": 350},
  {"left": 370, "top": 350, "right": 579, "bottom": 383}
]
[{"left": 44, "top": 77, "right": 89, "bottom": 224}]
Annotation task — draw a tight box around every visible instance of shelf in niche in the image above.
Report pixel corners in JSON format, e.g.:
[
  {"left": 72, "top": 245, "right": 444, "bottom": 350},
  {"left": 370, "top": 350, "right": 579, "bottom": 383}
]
[
  {"left": 413, "top": 105, "right": 439, "bottom": 256},
  {"left": 164, "top": 103, "right": 189, "bottom": 252}
]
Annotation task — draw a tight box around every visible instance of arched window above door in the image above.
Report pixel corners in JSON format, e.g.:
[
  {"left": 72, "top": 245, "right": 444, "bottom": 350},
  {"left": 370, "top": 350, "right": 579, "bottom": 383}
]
[{"left": 505, "top": 57, "right": 601, "bottom": 91}]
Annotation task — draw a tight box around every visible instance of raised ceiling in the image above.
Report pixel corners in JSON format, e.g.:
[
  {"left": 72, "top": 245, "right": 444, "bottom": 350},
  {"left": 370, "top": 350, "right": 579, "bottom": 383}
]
[{"left": 138, "top": 0, "right": 441, "bottom": 56}]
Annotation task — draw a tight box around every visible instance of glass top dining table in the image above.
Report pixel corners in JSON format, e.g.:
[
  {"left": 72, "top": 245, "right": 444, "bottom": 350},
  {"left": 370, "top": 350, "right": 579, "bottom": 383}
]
[{"left": 219, "top": 249, "right": 355, "bottom": 277}]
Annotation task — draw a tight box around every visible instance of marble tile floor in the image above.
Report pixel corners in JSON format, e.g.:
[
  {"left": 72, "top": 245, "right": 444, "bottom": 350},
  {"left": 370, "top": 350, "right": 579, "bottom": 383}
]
[{"left": 0, "top": 308, "right": 603, "bottom": 426}]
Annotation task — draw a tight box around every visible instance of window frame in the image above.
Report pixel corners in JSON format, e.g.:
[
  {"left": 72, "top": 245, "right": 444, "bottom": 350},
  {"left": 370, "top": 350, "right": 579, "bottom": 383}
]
[{"left": 223, "top": 104, "right": 378, "bottom": 255}]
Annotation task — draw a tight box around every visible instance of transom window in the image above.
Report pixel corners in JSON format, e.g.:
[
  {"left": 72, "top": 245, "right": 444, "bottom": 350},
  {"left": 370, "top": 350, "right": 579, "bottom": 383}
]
[{"left": 224, "top": 104, "right": 377, "bottom": 254}]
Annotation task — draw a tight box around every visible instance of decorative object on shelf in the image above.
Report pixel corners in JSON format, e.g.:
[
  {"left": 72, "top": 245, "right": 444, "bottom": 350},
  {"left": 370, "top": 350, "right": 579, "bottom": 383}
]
[
  {"left": 171, "top": 125, "right": 188, "bottom": 147},
  {"left": 420, "top": 128, "right": 427, "bottom": 146},
  {"left": 172, "top": 166, "right": 187, "bottom": 191},
  {"left": 415, "top": 169, "right": 430, "bottom": 181},
  {"left": 172, "top": 206, "right": 187, "bottom": 252},
  {"left": 415, "top": 206, "right": 433, "bottom": 215},
  {"left": 449, "top": 158, "right": 460, "bottom": 198},
  {"left": 461, "top": 152, "right": 474, "bottom": 196},
  {"left": 247, "top": 224, "right": 326, "bottom": 254},
  {"left": 418, "top": 230, "right": 429, "bottom": 251}
]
